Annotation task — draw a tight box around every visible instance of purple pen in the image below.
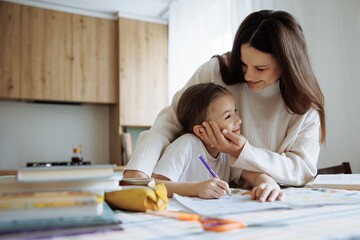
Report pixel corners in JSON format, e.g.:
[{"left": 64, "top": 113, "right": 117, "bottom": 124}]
[
  {"left": 198, "top": 154, "right": 231, "bottom": 197},
  {"left": 198, "top": 154, "right": 220, "bottom": 179}
]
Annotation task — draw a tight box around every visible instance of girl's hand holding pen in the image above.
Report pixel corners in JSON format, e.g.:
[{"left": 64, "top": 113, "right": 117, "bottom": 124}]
[
  {"left": 195, "top": 179, "right": 231, "bottom": 199},
  {"left": 198, "top": 154, "right": 232, "bottom": 198}
]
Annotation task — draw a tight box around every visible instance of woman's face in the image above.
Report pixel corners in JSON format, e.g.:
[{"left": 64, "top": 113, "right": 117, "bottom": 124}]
[
  {"left": 240, "top": 43, "right": 281, "bottom": 91},
  {"left": 207, "top": 93, "right": 242, "bottom": 135}
]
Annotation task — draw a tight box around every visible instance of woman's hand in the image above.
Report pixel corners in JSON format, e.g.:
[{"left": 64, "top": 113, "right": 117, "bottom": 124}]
[
  {"left": 201, "top": 121, "right": 247, "bottom": 158},
  {"left": 196, "top": 179, "right": 231, "bottom": 199},
  {"left": 250, "top": 183, "right": 284, "bottom": 202}
]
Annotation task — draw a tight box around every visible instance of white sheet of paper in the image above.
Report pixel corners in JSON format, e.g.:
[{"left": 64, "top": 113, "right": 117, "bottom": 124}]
[
  {"left": 173, "top": 192, "right": 289, "bottom": 216},
  {"left": 173, "top": 187, "right": 360, "bottom": 216}
]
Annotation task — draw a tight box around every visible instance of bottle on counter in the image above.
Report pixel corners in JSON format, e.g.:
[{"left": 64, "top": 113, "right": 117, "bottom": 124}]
[{"left": 71, "top": 147, "right": 83, "bottom": 164}]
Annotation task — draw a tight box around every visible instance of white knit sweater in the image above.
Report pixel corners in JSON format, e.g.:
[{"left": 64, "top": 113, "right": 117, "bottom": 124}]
[{"left": 125, "top": 57, "right": 321, "bottom": 186}]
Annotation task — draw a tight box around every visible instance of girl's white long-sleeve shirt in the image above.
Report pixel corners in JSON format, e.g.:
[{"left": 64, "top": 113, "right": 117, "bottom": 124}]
[{"left": 125, "top": 57, "right": 321, "bottom": 186}]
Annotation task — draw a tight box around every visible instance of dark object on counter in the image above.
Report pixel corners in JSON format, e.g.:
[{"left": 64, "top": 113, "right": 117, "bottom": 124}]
[
  {"left": 26, "top": 161, "right": 91, "bottom": 167},
  {"left": 71, "top": 147, "right": 83, "bottom": 163}
]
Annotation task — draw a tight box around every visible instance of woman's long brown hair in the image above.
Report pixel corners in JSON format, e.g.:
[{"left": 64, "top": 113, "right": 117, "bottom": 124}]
[{"left": 215, "top": 10, "right": 326, "bottom": 143}]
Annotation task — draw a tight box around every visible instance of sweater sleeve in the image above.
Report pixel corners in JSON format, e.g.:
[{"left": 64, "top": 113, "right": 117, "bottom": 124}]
[
  {"left": 125, "top": 58, "right": 222, "bottom": 177},
  {"left": 232, "top": 109, "right": 320, "bottom": 186}
]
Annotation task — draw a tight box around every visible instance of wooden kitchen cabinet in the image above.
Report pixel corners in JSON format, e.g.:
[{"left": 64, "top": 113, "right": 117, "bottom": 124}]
[
  {"left": 1, "top": 3, "right": 117, "bottom": 103},
  {"left": 0, "top": 2, "right": 21, "bottom": 99},
  {"left": 21, "top": 6, "right": 73, "bottom": 101},
  {"left": 109, "top": 18, "right": 168, "bottom": 165},
  {"left": 72, "top": 15, "right": 117, "bottom": 103},
  {"left": 118, "top": 17, "right": 168, "bottom": 127}
]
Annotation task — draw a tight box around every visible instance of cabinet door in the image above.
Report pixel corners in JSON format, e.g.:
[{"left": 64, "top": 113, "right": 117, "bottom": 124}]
[
  {"left": 0, "top": 2, "right": 21, "bottom": 98},
  {"left": 72, "top": 15, "right": 117, "bottom": 103},
  {"left": 119, "top": 18, "right": 168, "bottom": 126},
  {"left": 21, "top": 6, "right": 72, "bottom": 101},
  {"left": 21, "top": 5, "right": 117, "bottom": 103}
]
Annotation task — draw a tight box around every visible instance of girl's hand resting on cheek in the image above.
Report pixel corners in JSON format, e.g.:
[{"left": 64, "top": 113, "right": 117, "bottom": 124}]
[
  {"left": 250, "top": 183, "right": 284, "bottom": 202},
  {"left": 196, "top": 179, "right": 231, "bottom": 199}
]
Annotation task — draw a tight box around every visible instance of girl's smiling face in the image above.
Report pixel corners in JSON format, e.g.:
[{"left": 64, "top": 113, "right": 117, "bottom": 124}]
[
  {"left": 207, "top": 93, "right": 242, "bottom": 135},
  {"left": 240, "top": 43, "right": 281, "bottom": 91}
]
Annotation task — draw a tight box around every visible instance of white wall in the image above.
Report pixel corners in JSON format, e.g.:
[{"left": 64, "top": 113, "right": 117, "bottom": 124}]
[
  {"left": 168, "top": 0, "right": 235, "bottom": 103},
  {"left": 168, "top": 0, "right": 360, "bottom": 173},
  {"left": 0, "top": 101, "right": 110, "bottom": 169},
  {"left": 260, "top": 0, "right": 360, "bottom": 173}
]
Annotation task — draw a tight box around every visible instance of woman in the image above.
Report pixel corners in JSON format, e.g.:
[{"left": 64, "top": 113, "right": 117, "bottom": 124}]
[{"left": 124, "top": 10, "right": 326, "bottom": 186}]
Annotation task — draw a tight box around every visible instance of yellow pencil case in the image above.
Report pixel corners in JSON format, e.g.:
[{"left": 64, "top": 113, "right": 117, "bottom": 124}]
[{"left": 105, "top": 183, "right": 168, "bottom": 212}]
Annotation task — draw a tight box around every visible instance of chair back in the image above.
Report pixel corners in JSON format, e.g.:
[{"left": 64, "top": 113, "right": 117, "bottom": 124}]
[{"left": 317, "top": 162, "right": 352, "bottom": 175}]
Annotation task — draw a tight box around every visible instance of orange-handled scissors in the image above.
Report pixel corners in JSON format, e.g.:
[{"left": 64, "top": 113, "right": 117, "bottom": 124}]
[
  {"left": 146, "top": 210, "right": 246, "bottom": 232},
  {"left": 199, "top": 217, "right": 246, "bottom": 232}
]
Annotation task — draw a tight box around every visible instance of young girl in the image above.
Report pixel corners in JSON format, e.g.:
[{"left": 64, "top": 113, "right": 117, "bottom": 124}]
[{"left": 152, "top": 83, "right": 284, "bottom": 202}]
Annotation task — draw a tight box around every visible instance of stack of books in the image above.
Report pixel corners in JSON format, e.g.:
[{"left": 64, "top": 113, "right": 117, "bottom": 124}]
[
  {"left": 0, "top": 164, "right": 123, "bottom": 237},
  {"left": 0, "top": 191, "right": 104, "bottom": 222}
]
